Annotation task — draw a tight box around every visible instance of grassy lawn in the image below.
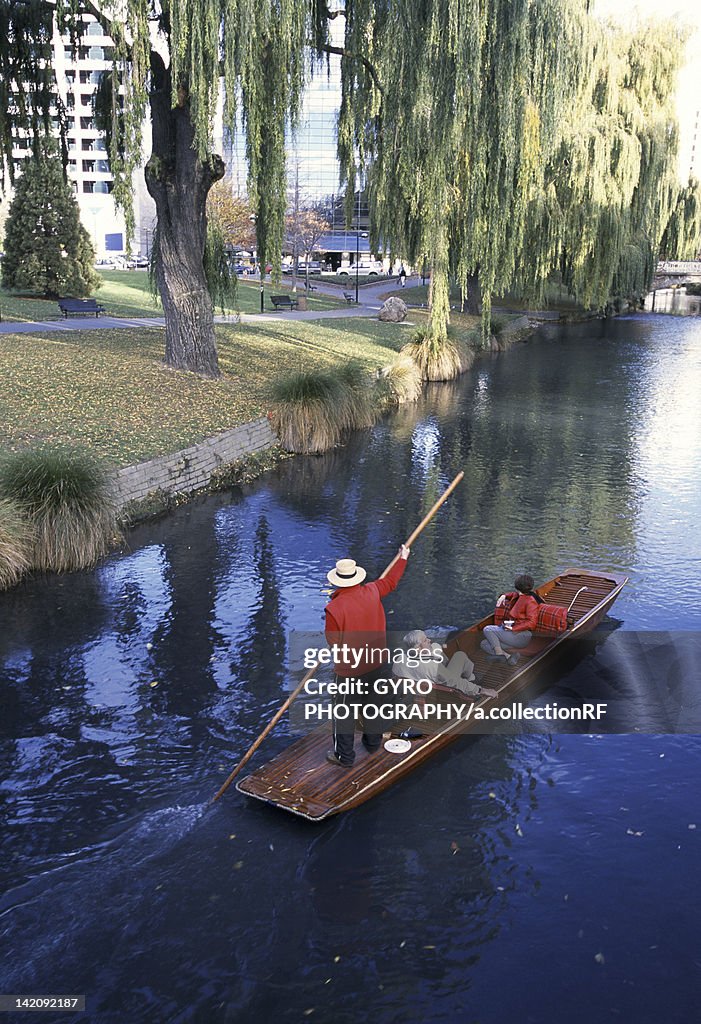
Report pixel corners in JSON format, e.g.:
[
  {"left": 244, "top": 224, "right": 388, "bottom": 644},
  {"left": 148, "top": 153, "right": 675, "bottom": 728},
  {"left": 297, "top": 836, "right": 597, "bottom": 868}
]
[
  {"left": 0, "top": 270, "right": 342, "bottom": 322},
  {"left": 0, "top": 316, "right": 412, "bottom": 467}
]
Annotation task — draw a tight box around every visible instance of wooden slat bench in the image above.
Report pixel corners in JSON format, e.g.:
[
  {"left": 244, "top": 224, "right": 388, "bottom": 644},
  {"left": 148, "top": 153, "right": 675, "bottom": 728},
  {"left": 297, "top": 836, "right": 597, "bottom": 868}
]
[
  {"left": 270, "top": 295, "right": 299, "bottom": 312},
  {"left": 343, "top": 291, "right": 355, "bottom": 304},
  {"left": 58, "top": 298, "right": 106, "bottom": 318}
]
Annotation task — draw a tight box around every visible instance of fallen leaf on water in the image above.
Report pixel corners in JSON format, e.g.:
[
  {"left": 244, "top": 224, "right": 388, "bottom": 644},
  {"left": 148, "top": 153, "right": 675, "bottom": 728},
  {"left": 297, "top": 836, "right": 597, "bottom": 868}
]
[
  {"left": 423, "top": 945, "right": 436, "bottom": 950},
  {"left": 489, "top": 791, "right": 496, "bottom": 799},
  {"left": 233, "top": 860, "right": 243, "bottom": 870},
  {"left": 150, "top": 681, "right": 159, "bottom": 688},
  {"left": 688, "top": 824, "right": 697, "bottom": 830},
  {"left": 626, "top": 829, "right": 644, "bottom": 837},
  {"left": 229, "top": 834, "right": 236, "bottom": 840},
  {"left": 515, "top": 823, "right": 524, "bottom": 837},
  {"left": 334, "top": 956, "right": 341, "bottom": 962},
  {"left": 594, "top": 953, "right": 605, "bottom": 965},
  {"left": 450, "top": 841, "right": 460, "bottom": 854}
]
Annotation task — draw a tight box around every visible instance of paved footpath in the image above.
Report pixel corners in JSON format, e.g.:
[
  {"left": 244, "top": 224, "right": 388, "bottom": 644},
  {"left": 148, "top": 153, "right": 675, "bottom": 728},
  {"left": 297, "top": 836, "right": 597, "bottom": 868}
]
[{"left": 0, "top": 277, "right": 419, "bottom": 335}]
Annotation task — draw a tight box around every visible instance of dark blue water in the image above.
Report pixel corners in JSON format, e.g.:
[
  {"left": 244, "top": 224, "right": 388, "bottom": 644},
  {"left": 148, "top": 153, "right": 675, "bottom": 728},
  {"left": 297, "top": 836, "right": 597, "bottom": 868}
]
[{"left": 1, "top": 314, "right": 700, "bottom": 1023}]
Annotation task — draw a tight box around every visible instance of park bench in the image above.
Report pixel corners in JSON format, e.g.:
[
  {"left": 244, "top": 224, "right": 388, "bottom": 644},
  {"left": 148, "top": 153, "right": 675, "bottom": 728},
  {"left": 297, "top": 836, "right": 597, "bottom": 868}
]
[
  {"left": 58, "top": 298, "right": 106, "bottom": 318},
  {"left": 343, "top": 291, "right": 355, "bottom": 304},
  {"left": 270, "top": 295, "right": 298, "bottom": 312}
]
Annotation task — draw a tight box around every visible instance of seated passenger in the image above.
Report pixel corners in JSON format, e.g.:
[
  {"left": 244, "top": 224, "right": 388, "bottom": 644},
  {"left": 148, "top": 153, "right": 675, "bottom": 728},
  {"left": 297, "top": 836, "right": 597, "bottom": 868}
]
[
  {"left": 403, "top": 630, "right": 497, "bottom": 698},
  {"left": 481, "top": 573, "right": 542, "bottom": 666}
]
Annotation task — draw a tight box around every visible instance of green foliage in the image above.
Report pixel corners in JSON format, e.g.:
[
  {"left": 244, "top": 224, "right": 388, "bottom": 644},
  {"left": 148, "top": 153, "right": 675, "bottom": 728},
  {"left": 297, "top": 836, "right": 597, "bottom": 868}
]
[
  {"left": 203, "top": 218, "right": 238, "bottom": 313},
  {"left": 0, "top": 446, "right": 118, "bottom": 572},
  {"left": 659, "top": 178, "right": 701, "bottom": 260},
  {"left": 519, "top": 18, "right": 687, "bottom": 311},
  {"left": 0, "top": 0, "right": 55, "bottom": 186},
  {"left": 340, "top": 0, "right": 687, "bottom": 331},
  {"left": 1, "top": 147, "right": 99, "bottom": 297},
  {"left": 0, "top": 498, "right": 33, "bottom": 589},
  {"left": 270, "top": 362, "right": 380, "bottom": 453}
]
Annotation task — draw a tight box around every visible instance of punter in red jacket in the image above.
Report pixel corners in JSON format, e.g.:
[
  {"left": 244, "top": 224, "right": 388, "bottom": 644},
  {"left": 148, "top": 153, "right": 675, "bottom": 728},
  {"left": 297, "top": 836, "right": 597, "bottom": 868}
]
[
  {"left": 324, "top": 545, "right": 410, "bottom": 767},
  {"left": 481, "top": 573, "right": 541, "bottom": 666}
]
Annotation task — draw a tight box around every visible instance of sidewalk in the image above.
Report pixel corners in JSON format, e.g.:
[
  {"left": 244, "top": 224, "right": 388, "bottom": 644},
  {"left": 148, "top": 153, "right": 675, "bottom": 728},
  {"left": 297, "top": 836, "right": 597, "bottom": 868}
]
[{"left": 0, "top": 277, "right": 422, "bottom": 334}]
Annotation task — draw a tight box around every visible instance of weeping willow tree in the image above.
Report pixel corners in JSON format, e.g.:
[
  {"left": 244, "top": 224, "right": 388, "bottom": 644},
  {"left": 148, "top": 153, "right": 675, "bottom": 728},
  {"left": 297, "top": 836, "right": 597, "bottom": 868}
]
[
  {"left": 336, "top": 0, "right": 591, "bottom": 370},
  {"left": 516, "top": 18, "right": 689, "bottom": 311},
  {"left": 1, "top": 0, "right": 331, "bottom": 377},
  {"left": 659, "top": 177, "right": 701, "bottom": 260}
]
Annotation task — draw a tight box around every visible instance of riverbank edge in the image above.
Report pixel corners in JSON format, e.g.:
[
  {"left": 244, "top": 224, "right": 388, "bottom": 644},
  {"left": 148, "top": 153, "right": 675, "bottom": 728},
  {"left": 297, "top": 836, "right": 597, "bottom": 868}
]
[{"left": 116, "top": 313, "right": 542, "bottom": 524}]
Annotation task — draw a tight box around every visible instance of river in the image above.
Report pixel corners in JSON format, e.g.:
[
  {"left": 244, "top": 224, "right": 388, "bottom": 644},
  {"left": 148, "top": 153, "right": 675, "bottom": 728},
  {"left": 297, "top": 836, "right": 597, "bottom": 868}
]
[{"left": 1, "top": 312, "right": 700, "bottom": 1023}]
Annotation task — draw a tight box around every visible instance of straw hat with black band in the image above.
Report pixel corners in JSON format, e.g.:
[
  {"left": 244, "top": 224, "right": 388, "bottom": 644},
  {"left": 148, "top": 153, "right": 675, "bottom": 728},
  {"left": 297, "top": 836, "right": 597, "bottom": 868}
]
[{"left": 327, "top": 558, "right": 367, "bottom": 588}]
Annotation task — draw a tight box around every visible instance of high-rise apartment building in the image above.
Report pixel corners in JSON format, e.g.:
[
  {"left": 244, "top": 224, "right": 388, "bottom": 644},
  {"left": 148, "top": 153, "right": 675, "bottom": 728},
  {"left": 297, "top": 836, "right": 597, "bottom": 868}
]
[{"left": 8, "top": 14, "right": 153, "bottom": 257}]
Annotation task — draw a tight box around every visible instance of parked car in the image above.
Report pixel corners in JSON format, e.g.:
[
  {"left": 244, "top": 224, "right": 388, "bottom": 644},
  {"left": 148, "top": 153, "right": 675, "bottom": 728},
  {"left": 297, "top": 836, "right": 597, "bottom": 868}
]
[
  {"left": 284, "top": 262, "right": 325, "bottom": 278},
  {"left": 337, "top": 260, "right": 384, "bottom": 278}
]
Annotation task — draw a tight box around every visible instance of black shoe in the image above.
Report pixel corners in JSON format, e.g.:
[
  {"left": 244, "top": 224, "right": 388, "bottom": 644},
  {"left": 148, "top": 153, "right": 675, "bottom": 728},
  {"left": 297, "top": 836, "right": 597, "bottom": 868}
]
[
  {"left": 362, "top": 739, "right": 382, "bottom": 754},
  {"left": 326, "top": 750, "right": 353, "bottom": 768},
  {"left": 398, "top": 728, "right": 423, "bottom": 740}
]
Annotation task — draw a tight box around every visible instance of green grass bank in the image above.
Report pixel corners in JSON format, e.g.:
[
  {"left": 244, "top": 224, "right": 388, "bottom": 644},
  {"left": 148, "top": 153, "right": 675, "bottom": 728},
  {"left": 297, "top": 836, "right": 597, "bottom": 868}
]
[
  {"left": 0, "top": 270, "right": 343, "bottom": 322},
  {"left": 0, "top": 315, "right": 420, "bottom": 467}
]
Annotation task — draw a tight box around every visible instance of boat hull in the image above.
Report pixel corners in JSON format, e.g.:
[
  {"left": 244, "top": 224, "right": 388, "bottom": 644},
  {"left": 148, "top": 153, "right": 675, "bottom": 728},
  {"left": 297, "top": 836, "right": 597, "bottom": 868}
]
[{"left": 236, "top": 569, "right": 628, "bottom": 820}]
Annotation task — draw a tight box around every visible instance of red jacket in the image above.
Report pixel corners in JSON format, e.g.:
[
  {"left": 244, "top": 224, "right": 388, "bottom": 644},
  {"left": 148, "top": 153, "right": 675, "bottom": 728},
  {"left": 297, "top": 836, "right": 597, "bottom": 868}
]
[
  {"left": 507, "top": 593, "right": 539, "bottom": 633},
  {"left": 325, "top": 557, "right": 407, "bottom": 676}
]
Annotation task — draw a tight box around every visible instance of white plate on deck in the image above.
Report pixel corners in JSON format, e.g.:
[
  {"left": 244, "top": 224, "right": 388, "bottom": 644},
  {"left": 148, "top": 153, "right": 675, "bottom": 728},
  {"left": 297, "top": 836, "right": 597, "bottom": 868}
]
[{"left": 384, "top": 738, "right": 412, "bottom": 754}]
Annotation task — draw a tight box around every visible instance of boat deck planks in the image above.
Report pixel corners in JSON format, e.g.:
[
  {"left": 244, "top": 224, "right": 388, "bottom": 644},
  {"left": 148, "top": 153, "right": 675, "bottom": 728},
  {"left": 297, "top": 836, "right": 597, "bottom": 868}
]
[{"left": 236, "top": 569, "right": 628, "bottom": 820}]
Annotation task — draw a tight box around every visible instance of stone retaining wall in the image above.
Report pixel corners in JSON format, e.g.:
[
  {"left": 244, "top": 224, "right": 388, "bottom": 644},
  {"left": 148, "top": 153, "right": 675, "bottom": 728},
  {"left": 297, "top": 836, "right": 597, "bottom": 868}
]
[
  {"left": 113, "top": 417, "right": 277, "bottom": 507},
  {"left": 501, "top": 314, "right": 531, "bottom": 336}
]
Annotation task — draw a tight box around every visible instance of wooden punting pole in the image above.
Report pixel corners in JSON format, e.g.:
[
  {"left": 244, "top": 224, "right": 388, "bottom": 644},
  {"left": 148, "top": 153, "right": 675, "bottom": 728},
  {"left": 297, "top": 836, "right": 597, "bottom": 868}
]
[{"left": 211, "top": 471, "right": 465, "bottom": 803}]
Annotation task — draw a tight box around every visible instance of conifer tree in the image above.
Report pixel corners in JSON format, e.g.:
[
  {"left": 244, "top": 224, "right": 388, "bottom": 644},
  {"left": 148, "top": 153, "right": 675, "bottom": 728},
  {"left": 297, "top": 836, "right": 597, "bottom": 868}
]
[{"left": 2, "top": 148, "right": 99, "bottom": 298}]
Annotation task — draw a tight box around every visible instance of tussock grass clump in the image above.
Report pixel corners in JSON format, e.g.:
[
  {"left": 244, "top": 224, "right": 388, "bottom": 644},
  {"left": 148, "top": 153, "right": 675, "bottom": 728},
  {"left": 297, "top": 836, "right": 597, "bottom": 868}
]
[
  {"left": 402, "top": 326, "right": 463, "bottom": 381},
  {"left": 376, "top": 355, "right": 423, "bottom": 408},
  {"left": 336, "top": 361, "right": 380, "bottom": 429},
  {"left": 270, "top": 370, "right": 345, "bottom": 453},
  {"left": 0, "top": 447, "right": 118, "bottom": 573},
  {"left": 270, "top": 363, "right": 382, "bottom": 453},
  {"left": 0, "top": 498, "right": 33, "bottom": 589}
]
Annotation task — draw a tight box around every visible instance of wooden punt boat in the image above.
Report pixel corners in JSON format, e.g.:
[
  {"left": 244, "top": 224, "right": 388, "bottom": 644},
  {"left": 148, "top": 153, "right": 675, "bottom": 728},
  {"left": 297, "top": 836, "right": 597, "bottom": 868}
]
[{"left": 236, "top": 568, "right": 628, "bottom": 821}]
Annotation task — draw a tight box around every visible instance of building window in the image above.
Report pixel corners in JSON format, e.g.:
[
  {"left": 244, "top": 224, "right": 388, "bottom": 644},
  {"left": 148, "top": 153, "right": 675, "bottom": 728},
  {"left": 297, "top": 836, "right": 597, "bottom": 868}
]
[
  {"left": 80, "top": 117, "right": 96, "bottom": 130},
  {"left": 83, "top": 180, "right": 113, "bottom": 194},
  {"left": 86, "top": 20, "right": 103, "bottom": 36},
  {"left": 83, "top": 160, "right": 95, "bottom": 173}
]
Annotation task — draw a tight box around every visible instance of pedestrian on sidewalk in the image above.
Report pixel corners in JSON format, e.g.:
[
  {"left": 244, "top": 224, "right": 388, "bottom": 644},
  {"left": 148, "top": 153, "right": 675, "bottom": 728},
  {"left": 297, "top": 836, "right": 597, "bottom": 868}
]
[{"left": 398, "top": 264, "right": 407, "bottom": 287}]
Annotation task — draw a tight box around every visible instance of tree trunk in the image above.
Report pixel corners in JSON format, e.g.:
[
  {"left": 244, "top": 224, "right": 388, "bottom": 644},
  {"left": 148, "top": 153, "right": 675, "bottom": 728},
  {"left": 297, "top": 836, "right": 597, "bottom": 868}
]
[
  {"left": 462, "top": 268, "right": 482, "bottom": 315},
  {"left": 145, "top": 57, "right": 225, "bottom": 378}
]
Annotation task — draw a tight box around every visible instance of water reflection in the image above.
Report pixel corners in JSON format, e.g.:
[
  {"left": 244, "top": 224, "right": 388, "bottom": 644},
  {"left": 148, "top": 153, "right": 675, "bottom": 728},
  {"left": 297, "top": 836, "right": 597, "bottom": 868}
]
[
  {"left": 1, "top": 315, "right": 701, "bottom": 1021},
  {"left": 643, "top": 287, "right": 701, "bottom": 315}
]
